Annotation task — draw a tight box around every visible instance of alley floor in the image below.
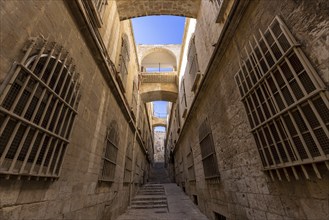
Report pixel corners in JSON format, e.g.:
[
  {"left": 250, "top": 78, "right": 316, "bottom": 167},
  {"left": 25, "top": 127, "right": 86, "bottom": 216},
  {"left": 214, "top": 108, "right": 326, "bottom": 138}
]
[{"left": 115, "top": 183, "right": 209, "bottom": 220}]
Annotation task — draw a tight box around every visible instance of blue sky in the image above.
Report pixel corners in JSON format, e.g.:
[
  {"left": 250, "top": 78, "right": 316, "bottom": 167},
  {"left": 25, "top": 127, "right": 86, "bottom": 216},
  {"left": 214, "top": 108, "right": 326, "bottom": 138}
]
[
  {"left": 132, "top": 16, "right": 184, "bottom": 132},
  {"left": 132, "top": 15, "right": 185, "bottom": 44}
]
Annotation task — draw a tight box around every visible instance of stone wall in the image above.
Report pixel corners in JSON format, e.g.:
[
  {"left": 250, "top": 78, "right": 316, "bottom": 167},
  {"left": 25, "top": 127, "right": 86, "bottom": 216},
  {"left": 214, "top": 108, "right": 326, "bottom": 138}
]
[
  {"left": 115, "top": 0, "right": 201, "bottom": 20},
  {"left": 0, "top": 1, "right": 151, "bottom": 219},
  {"left": 170, "top": 0, "right": 329, "bottom": 219},
  {"left": 154, "top": 131, "right": 166, "bottom": 162}
]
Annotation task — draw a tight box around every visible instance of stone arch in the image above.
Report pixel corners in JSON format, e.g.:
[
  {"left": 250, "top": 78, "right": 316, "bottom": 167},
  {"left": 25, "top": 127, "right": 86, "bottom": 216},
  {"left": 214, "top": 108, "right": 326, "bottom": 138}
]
[
  {"left": 115, "top": 0, "right": 201, "bottom": 21},
  {"left": 140, "top": 90, "right": 177, "bottom": 103},
  {"left": 139, "top": 46, "right": 180, "bottom": 71},
  {"left": 152, "top": 121, "right": 167, "bottom": 128}
]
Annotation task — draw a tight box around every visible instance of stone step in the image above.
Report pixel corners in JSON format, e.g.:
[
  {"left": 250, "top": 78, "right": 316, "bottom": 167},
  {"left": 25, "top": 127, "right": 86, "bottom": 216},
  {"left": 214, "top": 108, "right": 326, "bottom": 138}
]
[
  {"left": 130, "top": 204, "right": 168, "bottom": 209},
  {"left": 142, "top": 187, "right": 164, "bottom": 189},
  {"left": 138, "top": 192, "right": 165, "bottom": 195},
  {"left": 132, "top": 197, "right": 167, "bottom": 201},
  {"left": 131, "top": 201, "right": 167, "bottom": 206},
  {"left": 139, "top": 189, "right": 165, "bottom": 192}
]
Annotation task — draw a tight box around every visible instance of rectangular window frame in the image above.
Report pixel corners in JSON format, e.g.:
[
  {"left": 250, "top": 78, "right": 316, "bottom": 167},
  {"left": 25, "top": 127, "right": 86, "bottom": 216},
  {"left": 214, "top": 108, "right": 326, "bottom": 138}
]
[{"left": 199, "top": 118, "right": 221, "bottom": 180}]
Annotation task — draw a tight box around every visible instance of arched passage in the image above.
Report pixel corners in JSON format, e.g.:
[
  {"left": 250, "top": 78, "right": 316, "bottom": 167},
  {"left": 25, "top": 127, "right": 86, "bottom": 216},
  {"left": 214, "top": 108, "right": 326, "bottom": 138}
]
[
  {"left": 152, "top": 116, "right": 167, "bottom": 128},
  {"left": 140, "top": 89, "right": 177, "bottom": 103},
  {"left": 139, "top": 46, "right": 180, "bottom": 72},
  {"left": 115, "top": 0, "right": 201, "bottom": 20}
]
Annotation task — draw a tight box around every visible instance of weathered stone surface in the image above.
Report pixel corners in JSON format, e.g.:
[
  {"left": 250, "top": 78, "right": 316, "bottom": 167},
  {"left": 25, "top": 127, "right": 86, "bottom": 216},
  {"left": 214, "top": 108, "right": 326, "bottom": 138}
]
[{"left": 116, "top": 0, "right": 201, "bottom": 20}]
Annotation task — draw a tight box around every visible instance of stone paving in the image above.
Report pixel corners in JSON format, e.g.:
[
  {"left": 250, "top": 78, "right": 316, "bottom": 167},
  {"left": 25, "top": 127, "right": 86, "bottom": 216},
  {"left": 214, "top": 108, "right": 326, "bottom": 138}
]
[{"left": 115, "top": 183, "right": 209, "bottom": 220}]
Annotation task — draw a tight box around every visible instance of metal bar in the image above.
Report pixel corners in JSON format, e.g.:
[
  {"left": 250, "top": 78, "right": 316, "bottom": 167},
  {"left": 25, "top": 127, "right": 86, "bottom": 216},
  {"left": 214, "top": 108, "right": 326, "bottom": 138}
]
[
  {"left": 275, "top": 169, "right": 282, "bottom": 181},
  {"left": 0, "top": 107, "right": 69, "bottom": 143},
  {"left": 296, "top": 104, "right": 325, "bottom": 157},
  {"left": 25, "top": 45, "right": 61, "bottom": 122},
  {"left": 37, "top": 137, "right": 55, "bottom": 175},
  {"left": 240, "top": 47, "right": 294, "bottom": 100},
  {"left": 19, "top": 129, "right": 40, "bottom": 173},
  {"left": 291, "top": 166, "right": 299, "bottom": 180},
  {"left": 51, "top": 141, "right": 64, "bottom": 176},
  {"left": 250, "top": 89, "right": 323, "bottom": 132},
  {"left": 312, "top": 163, "right": 322, "bottom": 179},
  {"left": 301, "top": 165, "right": 310, "bottom": 179},
  {"left": 287, "top": 110, "right": 313, "bottom": 159},
  {"left": 0, "top": 121, "right": 21, "bottom": 167},
  {"left": 28, "top": 133, "right": 47, "bottom": 174},
  {"left": 283, "top": 168, "right": 290, "bottom": 181},
  {"left": 8, "top": 125, "right": 30, "bottom": 172},
  {"left": 46, "top": 139, "right": 60, "bottom": 175},
  {"left": 269, "top": 170, "right": 275, "bottom": 181},
  {"left": 18, "top": 64, "right": 77, "bottom": 114},
  {"left": 307, "top": 99, "right": 329, "bottom": 143}
]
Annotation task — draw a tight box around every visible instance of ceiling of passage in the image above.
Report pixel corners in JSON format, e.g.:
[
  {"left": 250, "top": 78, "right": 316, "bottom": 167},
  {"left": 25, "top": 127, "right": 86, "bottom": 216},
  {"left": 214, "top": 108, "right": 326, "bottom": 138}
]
[
  {"left": 115, "top": 0, "right": 201, "bottom": 20},
  {"left": 142, "top": 51, "right": 177, "bottom": 68}
]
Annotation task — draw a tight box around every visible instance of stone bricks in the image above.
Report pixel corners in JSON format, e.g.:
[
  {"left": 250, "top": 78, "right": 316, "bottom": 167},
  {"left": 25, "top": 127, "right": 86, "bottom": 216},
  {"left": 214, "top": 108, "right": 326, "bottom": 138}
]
[
  {"left": 167, "top": 0, "right": 329, "bottom": 220},
  {"left": 116, "top": 0, "right": 201, "bottom": 20}
]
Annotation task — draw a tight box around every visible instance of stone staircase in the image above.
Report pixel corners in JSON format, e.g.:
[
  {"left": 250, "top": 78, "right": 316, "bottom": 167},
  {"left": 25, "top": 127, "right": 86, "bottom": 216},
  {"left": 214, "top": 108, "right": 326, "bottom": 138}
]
[
  {"left": 130, "top": 184, "right": 168, "bottom": 211},
  {"left": 116, "top": 163, "right": 172, "bottom": 219}
]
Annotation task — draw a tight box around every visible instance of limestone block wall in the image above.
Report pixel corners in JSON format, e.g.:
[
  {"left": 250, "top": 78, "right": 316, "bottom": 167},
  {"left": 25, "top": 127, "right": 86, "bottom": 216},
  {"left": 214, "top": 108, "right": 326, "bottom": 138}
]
[
  {"left": 154, "top": 131, "right": 166, "bottom": 162},
  {"left": 0, "top": 1, "right": 150, "bottom": 220},
  {"left": 171, "top": 0, "right": 329, "bottom": 219},
  {"left": 115, "top": 0, "right": 201, "bottom": 20}
]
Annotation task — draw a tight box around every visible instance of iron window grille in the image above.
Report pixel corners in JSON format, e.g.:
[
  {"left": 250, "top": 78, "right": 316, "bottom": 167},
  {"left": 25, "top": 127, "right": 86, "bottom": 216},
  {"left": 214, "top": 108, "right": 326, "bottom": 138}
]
[
  {"left": 180, "top": 79, "right": 188, "bottom": 118},
  {"left": 100, "top": 121, "right": 119, "bottom": 182},
  {"left": 234, "top": 16, "right": 329, "bottom": 181},
  {"left": 199, "top": 118, "right": 220, "bottom": 180},
  {"left": 187, "top": 147, "right": 196, "bottom": 181},
  {"left": 83, "top": 0, "right": 108, "bottom": 28},
  {"left": 0, "top": 37, "right": 81, "bottom": 180},
  {"left": 118, "top": 36, "right": 130, "bottom": 92},
  {"left": 134, "top": 157, "right": 140, "bottom": 184},
  {"left": 187, "top": 35, "right": 201, "bottom": 92},
  {"left": 131, "top": 81, "right": 138, "bottom": 116},
  {"left": 123, "top": 142, "right": 133, "bottom": 183}
]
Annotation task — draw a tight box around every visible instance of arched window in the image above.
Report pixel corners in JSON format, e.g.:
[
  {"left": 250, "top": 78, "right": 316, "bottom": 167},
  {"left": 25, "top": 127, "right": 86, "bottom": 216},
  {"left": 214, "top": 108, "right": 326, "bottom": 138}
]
[
  {"left": 187, "top": 35, "right": 201, "bottom": 92},
  {"left": 0, "top": 38, "right": 81, "bottom": 179},
  {"left": 100, "top": 120, "right": 119, "bottom": 182},
  {"left": 123, "top": 141, "right": 133, "bottom": 183},
  {"left": 83, "top": 0, "right": 108, "bottom": 28},
  {"left": 118, "top": 34, "right": 130, "bottom": 92}
]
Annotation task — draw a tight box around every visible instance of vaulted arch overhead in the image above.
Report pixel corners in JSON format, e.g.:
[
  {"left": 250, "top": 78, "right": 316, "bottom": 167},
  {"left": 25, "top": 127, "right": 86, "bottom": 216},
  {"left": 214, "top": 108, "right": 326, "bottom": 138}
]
[
  {"left": 115, "top": 0, "right": 201, "bottom": 20},
  {"left": 142, "top": 50, "right": 177, "bottom": 70}
]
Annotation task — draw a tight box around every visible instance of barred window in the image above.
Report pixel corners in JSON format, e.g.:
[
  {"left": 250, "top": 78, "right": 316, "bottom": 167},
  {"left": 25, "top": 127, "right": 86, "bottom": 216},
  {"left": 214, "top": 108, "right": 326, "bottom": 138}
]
[
  {"left": 199, "top": 118, "right": 220, "bottom": 179},
  {"left": 187, "top": 147, "right": 196, "bottom": 181},
  {"left": 131, "top": 81, "right": 138, "bottom": 116},
  {"left": 83, "top": 0, "right": 108, "bottom": 28},
  {"left": 0, "top": 38, "right": 81, "bottom": 179},
  {"left": 134, "top": 156, "right": 140, "bottom": 184},
  {"left": 118, "top": 35, "right": 130, "bottom": 92},
  {"left": 123, "top": 142, "right": 132, "bottom": 183},
  {"left": 180, "top": 79, "right": 188, "bottom": 118},
  {"left": 187, "top": 35, "right": 201, "bottom": 92},
  {"left": 100, "top": 121, "right": 119, "bottom": 182},
  {"left": 234, "top": 16, "right": 329, "bottom": 180}
]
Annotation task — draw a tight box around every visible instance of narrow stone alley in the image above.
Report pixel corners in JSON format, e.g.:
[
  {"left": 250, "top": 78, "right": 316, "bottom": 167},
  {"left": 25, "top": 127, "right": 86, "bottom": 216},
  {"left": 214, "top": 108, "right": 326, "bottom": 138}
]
[
  {"left": 116, "top": 163, "right": 208, "bottom": 220},
  {"left": 1, "top": 1, "right": 329, "bottom": 220}
]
